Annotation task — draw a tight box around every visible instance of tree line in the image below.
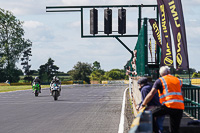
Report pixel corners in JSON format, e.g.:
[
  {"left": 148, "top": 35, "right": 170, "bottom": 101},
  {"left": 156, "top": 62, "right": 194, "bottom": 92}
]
[{"left": 28, "top": 59, "right": 127, "bottom": 84}]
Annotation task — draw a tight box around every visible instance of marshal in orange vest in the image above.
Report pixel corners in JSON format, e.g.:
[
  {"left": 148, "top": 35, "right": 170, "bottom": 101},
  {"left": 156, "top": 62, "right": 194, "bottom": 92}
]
[{"left": 158, "top": 75, "right": 184, "bottom": 110}]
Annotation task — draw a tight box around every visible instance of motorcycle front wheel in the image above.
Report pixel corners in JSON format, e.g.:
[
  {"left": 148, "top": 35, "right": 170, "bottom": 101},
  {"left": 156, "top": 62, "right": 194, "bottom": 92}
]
[
  {"left": 35, "top": 90, "right": 39, "bottom": 97},
  {"left": 53, "top": 91, "right": 58, "bottom": 101}
]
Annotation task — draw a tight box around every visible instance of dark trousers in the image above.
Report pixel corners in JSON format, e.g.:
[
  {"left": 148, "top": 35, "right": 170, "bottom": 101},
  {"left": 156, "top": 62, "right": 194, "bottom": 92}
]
[{"left": 152, "top": 105, "right": 183, "bottom": 133}]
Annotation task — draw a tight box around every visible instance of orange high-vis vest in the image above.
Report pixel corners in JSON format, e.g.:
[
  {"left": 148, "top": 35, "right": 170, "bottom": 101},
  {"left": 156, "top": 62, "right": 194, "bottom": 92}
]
[{"left": 158, "top": 74, "right": 184, "bottom": 110}]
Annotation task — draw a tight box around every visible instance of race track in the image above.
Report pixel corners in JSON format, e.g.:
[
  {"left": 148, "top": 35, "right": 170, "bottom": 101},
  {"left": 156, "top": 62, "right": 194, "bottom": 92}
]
[{"left": 0, "top": 84, "right": 128, "bottom": 133}]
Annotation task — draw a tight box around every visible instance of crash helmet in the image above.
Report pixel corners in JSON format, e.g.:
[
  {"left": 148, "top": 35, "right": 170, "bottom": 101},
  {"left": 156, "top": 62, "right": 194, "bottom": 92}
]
[
  {"left": 35, "top": 76, "right": 39, "bottom": 80},
  {"left": 53, "top": 76, "right": 57, "bottom": 80}
]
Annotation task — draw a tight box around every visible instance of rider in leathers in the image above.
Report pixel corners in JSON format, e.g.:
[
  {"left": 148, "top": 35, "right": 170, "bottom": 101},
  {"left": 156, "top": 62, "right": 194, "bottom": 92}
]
[
  {"left": 32, "top": 76, "right": 41, "bottom": 93},
  {"left": 50, "top": 76, "right": 61, "bottom": 95}
]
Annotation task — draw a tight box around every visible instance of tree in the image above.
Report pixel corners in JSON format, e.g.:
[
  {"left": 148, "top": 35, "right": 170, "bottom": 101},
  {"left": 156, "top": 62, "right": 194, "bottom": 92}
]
[
  {"left": 38, "top": 58, "right": 59, "bottom": 82},
  {"left": 89, "top": 69, "right": 105, "bottom": 83},
  {"left": 104, "top": 69, "right": 126, "bottom": 80},
  {"left": 189, "top": 68, "right": 196, "bottom": 74},
  {"left": 192, "top": 72, "right": 199, "bottom": 78},
  {"left": 92, "top": 61, "right": 101, "bottom": 71},
  {"left": 69, "top": 62, "right": 92, "bottom": 84},
  {"left": 0, "top": 8, "right": 32, "bottom": 82},
  {"left": 21, "top": 48, "right": 33, "bottom": 82}
]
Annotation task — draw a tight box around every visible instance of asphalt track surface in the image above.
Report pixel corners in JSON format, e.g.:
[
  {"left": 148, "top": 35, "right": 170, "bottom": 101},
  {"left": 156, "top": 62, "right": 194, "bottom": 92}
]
[{"left": 0, "top": 84, "right": 128, "bottom": 133}]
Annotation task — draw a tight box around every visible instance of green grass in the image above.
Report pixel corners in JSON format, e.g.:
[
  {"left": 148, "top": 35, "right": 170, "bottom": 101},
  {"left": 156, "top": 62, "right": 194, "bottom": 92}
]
[{"left": 0, "top": 85, "right": 50, "bottom": 93}]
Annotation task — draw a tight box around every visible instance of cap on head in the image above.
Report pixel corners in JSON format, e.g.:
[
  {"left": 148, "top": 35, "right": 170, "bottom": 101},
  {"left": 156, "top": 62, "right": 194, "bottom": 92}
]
[{"left": 137, "top": 77, "right": 148, "bottom": 85}]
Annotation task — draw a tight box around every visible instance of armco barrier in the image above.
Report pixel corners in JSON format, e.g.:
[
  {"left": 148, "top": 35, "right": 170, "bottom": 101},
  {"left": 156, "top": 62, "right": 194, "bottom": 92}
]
[
  {"left": 61, "top": 81, "right": 73, "bottom": 84},
  {"left": 10, "top": 83, "right": 31, "bottom": 86},
  {"left": 101, "top": 80, "right": 129, "bottom": 84},
  {"left": 102, "top": 81, "right": 108, "bottom": 84},
  {"left": 73, "top": 80, "right": 85, "bottom": 84},
  {"left": 129, "top": 107, "right": 153, "bottom": 133},
  {"left": 0, "top": 83, "right": 10, "bottom": 86}
]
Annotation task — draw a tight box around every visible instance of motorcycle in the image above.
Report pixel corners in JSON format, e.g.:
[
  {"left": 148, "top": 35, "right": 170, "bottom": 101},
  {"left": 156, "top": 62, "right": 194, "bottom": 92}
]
[
  {"left": 50, "top": 83, "right": 60, "bottom": 101},
  {"left": 32, "top": 83, "right": 40, "bottom": 97}
]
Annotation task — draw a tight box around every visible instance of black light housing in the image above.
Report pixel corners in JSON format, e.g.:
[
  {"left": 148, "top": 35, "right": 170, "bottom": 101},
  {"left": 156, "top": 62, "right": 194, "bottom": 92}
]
[
  {"left": 104, "top": 9, "right": 112, "bottom": 34},
  {"left": 118, "top": 8, "right": 126, "bottom": 34},
  {"left": 90, "top": 8, "right": 98, "bottom": 34}
]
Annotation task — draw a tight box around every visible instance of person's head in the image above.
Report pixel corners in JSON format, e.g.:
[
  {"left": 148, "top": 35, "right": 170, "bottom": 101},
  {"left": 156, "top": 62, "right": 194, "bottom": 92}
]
[
  {"left": 126, "top": 66, "right": 130, "bottom": 70},
  {"left": 137, "top": 77, "right": 148, "bottom": 88},
  {"left": 53, "top": 76, "right": 57, "bottom": 80},
  {"left": 159, "top": 66, "right": 170, "bottom": 76},
  {"left": 133, "top": 57, "right": 136, "bottom": 63},
  {"left": 131, "top": 61, "right": 134, "bottom": 64}
]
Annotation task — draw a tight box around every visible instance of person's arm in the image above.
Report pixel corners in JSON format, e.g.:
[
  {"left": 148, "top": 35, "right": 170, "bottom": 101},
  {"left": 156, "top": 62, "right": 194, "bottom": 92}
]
[
  {"left": 141, "top": 87, "right": 149, "bottom": 102},
  {"left": 136, "top": 101, "right": 142, "bottom": 111},
  {"left": 139, "top": 87, "right": 158, "bottom": 110},
  {"left": 137, "top": 87, "right": 149, "bottom": 110}
]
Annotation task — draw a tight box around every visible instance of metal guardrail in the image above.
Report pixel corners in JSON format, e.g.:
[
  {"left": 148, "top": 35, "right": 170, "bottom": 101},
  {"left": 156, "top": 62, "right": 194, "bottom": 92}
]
[
  {"left": 102, "top": 80, "right": 129, "bottom": 84},
  {"left": 183, "top": 84, "right": 200, "bottom": 119},
  {"left": 129, "top": 107, "right": 153, "bottom": 133}
]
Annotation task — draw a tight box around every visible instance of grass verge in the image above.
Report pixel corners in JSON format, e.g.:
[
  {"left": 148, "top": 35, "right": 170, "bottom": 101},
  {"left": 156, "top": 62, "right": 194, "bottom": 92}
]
[{"left": 0, "top": 85, "right": 50, "bottom": 93}]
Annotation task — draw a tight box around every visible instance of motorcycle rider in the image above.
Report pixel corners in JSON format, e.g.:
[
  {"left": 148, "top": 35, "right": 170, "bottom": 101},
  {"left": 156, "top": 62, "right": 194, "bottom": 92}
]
[
  {"left": 50, "top": 76, "right": 61, "bottom": 95},
  {"left": 32, "top": 76, "right": 41, "bottom": 93}
]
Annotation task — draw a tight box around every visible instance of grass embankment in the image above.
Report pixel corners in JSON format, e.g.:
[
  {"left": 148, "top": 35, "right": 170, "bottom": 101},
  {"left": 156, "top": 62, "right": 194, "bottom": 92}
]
[{"left": 0, "top": 85, "right": 50, "bottom": 93}]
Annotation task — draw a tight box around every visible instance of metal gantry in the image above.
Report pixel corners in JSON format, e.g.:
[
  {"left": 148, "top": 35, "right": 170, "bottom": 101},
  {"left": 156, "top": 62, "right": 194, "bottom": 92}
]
[{"left": 46, "top": 4, "right": 158, "bottom": 58}]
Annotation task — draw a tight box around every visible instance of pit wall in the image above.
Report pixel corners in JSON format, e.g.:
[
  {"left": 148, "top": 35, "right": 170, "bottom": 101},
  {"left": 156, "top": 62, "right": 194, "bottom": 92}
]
[
  {"left": 129, "top": 77, "right": 142, "bottom": 116},
  {"left": 130, "top": 76, "right": 154, "bottom": 116}
]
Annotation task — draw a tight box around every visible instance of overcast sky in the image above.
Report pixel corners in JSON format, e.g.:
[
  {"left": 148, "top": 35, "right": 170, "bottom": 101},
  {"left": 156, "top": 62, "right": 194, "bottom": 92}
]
[{"left": 1, "top": 0, "right": 200, "bottom": 72}]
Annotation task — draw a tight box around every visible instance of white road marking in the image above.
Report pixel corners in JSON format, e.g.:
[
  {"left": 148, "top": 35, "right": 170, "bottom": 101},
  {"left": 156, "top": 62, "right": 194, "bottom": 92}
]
[{"left": 118, "top": 87, "right": 128, "bottom": 133}]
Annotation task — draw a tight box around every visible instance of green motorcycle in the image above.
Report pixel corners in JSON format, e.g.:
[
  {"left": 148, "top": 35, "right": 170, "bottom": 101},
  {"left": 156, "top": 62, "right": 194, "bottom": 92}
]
[{"left": 32, "top": 83, "right": 40, "bottom": 97}]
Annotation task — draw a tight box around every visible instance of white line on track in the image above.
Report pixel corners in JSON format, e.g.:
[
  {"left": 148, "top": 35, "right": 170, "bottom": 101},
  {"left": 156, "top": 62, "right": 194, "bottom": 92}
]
[{"left": 118, "top": 87, "right": 128, "bottom": 133}]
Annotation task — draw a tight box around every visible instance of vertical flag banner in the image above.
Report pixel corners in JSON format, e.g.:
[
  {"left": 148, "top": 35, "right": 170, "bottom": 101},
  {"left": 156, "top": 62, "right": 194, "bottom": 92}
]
[
  {"left": 174, "top": 0, "right": 188, "bottom": 60},
  {"left": 162, "top": 0, "right": 189, "bottom": 69},
  {"left": 157, "top": 0, "right": 174, "bottom": 67},
  {"left": 149, "top": 19, "right": 162, "bottom": 48},
  {"left": 155, "top": 41, "right": 157, "bottom": 61},
  {"left": 149, "top": 38, "right": 153, "bottom": 62}
]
